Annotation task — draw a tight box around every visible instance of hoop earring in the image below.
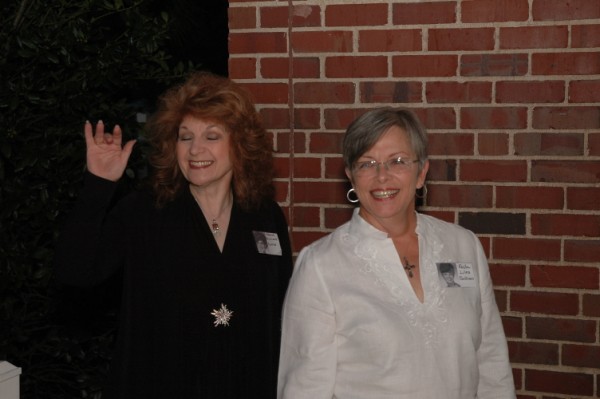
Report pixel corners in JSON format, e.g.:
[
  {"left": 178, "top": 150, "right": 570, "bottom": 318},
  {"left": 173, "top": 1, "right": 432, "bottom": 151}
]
[
  {"left": 416, "top": 184, "right": 428, "bottom": 199},
  {"left": 346, "top": 188, "right": 359, "bottom": 203}
]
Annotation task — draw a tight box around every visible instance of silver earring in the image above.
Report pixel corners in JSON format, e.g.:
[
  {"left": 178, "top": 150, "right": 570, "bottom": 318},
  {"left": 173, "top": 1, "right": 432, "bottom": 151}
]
[
  {"left": 346, "top": 188, "right": 359, "bottom": 203},
  {"left": 416, "top": 184, "right": 428, "bottom": 199}
]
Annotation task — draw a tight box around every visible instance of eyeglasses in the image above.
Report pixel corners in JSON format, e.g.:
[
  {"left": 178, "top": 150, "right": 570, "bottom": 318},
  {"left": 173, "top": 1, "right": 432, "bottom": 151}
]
[{"left": 353, "top": 157, "right": 419, "bottom": 177}]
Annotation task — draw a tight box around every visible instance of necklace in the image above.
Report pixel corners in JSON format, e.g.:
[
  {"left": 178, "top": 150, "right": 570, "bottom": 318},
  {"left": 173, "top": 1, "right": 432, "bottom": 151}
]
[
  {"left": 191, "top": 189, "right": 232, "bottom": 236},
  {"left": 403, "top": 257, "right": 416, "bottom": 278}
]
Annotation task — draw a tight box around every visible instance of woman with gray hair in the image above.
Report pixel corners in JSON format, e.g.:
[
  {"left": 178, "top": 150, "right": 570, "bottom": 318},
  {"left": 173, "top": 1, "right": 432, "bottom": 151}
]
[{"left": 278, "top": 107, "right": 515, "bottom": 398}]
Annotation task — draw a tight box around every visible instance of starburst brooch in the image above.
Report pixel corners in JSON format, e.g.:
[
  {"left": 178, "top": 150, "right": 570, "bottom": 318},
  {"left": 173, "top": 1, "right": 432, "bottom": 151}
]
[{"left": 211, "top": 303, "right": 233, "bottom": 327}]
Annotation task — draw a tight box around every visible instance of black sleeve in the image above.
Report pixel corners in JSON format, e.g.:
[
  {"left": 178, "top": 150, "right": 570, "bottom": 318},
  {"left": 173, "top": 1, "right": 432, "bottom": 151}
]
[{"left": 54, "top": 172, "right": 128, "bottom": 287}]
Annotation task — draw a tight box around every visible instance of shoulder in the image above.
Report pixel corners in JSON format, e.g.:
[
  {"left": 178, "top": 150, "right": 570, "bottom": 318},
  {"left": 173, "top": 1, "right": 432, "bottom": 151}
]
[{"left": 297, "top": 220, "right": 351, "bottom": 262}]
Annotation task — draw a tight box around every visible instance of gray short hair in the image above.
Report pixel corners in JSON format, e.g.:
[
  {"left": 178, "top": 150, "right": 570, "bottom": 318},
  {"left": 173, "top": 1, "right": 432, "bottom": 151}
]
[{"left": 342, "top": 107, "right": 428, "bottom": 172}]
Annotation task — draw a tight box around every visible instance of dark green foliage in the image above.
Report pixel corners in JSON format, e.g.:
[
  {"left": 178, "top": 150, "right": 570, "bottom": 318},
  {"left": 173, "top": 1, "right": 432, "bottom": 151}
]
[{"left": 0, "top": 0, "right": 219, "bottom": 397}]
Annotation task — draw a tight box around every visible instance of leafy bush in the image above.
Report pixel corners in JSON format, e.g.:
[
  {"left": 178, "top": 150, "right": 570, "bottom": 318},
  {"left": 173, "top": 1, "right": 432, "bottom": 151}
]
[{"left": 0, "top": 0, "right": 224, "bottom": 397}]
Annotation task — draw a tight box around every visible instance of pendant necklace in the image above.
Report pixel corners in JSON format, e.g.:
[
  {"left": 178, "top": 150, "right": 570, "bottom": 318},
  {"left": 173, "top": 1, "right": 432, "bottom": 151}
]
[
  {"left": 192, "top": 190, "right": 232, "bottom": 236},
  {"left": 208, "top": 197, "right": 232, "bottom": 236},
  {"left": 403, "top": 257, "right": 416, "bottom": 278}
]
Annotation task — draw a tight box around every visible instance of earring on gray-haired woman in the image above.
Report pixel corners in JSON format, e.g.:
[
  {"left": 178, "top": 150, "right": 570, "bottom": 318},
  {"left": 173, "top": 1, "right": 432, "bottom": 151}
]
[
  {"left": 416, "top": 184, "right": 428, "bottom": 199},
  {"left": 346, "top": 188, "right": 359, "bottom": 203}
]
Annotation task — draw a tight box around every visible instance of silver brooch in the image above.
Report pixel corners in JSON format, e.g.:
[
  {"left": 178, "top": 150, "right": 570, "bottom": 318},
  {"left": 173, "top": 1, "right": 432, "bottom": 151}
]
[{"left": 211, "top": 303, "right": 233, "bottom": 327}]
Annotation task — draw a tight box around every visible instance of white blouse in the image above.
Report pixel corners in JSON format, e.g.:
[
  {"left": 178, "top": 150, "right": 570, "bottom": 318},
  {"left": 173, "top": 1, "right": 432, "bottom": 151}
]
[{"left": 278, "top": 209, "right": 515, "bottom": 399}]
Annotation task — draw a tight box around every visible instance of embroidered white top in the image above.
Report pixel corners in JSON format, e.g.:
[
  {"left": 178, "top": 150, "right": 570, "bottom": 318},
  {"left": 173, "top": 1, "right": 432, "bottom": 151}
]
[{"left": 278, "top": 209, "right": 515, "bottom": 399}]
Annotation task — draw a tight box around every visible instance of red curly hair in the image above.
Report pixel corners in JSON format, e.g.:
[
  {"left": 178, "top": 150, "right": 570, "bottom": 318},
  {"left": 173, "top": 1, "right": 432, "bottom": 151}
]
[{"left": 147, "top": 71, "right": 275, "bottom": 210}]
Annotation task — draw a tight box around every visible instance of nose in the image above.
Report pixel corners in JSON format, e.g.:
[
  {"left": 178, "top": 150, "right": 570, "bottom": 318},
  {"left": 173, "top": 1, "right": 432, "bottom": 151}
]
[
  {"left": 189, "top": 137, "right": 204, "bottom": 155},
  {"left": 376, "top": 161, "right": 390, "bottom": 180}
]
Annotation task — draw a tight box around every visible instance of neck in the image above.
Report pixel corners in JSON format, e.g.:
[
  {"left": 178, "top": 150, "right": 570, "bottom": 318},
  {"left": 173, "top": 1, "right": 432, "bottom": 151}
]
[
  {"left": 189, "top": 185, "right": 233, "bottom": 220},
  {"left": 359, "top": 208, "right": 418, "bottom": 239}
]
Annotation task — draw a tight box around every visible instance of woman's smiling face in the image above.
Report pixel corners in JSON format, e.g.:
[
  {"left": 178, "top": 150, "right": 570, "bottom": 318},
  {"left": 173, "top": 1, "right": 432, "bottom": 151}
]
[
  {"left": 346, "top": 125, "right": 429, "bottom": 232},
  {"left": 176, "top": 115, "right": 233, "bottom": 190}
]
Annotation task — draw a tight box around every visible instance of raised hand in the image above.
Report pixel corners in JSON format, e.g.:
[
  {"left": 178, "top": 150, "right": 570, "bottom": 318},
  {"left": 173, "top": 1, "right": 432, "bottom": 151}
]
[{"left": 84, "top": 120, "right": 136, "bottom": 182}]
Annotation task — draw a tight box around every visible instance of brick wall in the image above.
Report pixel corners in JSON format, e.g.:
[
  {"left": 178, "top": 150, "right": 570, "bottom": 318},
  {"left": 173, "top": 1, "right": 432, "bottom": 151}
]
[{"left": 228, "top": 0, "right": 600, "bottom": 397}]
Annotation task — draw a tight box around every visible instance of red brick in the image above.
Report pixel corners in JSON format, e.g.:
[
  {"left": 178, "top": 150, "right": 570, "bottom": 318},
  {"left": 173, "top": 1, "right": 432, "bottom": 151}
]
[
  {"left": 228, "top": 57, "right": 257, "bottom": 79},
  {"left": 428, "top": 133, "right": 475, "bottom": 156},
  {"left": 496, "top": 81, "right": 565, "bottom": 103},
  {"left": 496, "top": 186, "right": 564, "bottom": 210},
  {"left": 309, "top": 133, "right": 344, "bottom": 154},
  {"left": 294, "top": 108, "right": 320, "bottom": 129},
  {"left": 413, "top": 108, "right": 457, "bottom": 129},
  {"left": 291, "top": 31, "right": 353, "bottom": 53},
  {"left": 229, "top": 32, "right": 287, "bottom": 54},
  {"left": 360, "top": 81, "right": 423, "bottom": 103},
  {"left": 459, "top": 212, "right": 525, "bottom": 235},
  {"left": 324, "top": 207, "right": 354, "bottom": 229},
  {"left": 276, "top": 131, "right": 306, "bottom": 155},
  {"left": 229, "top": 6, "right": 256, "bottom": 29},
  {"left": 392, "top": 55, "right": 458, "bottom": 77},
  {"left": 324, "top": 157, "right": 346, "bottom": 180},
  {"left": 582, "top": 294, "right": 600, "bottom": 317},
  {"left": 514, "top": 133, "right": 583, "bottom": 156},
  {"left": 533, "top": 52, "right": 600, "bottom": 75},
  {"left": 274, "top": 156, "right": 290, "bottom": 178},
  {"left": 500, "top": 26, "right": 568, "bottom": 49},
  {"left": 478, "top": 133, "right": 509, "bottom": 156},
  {"left": 494, "top": 289, "right": 507, "bottom": 311},
  {"left": 324, "top": 108, "right": 369, "bottom": 130},
  {"left": 426, "top": 81, "right": 492, "bottom": 103},
  {"left": 292, "top": 206, "right": 321, "bottom": 228},
  {"left": 260, "top": 108, "right": 289, "bottom": 130},
  {"left": 392, "top": 1, "right": 456, "bottom": 24},
  {"left": 572, "top": 24, "right": 600, "bottom": 48},
  {"left": 427, "top": 159, "right": 457, "bottom": 182},
  {"left": 461, "top": 160, "right": 527, "bottom": 182},
  {"left": 565, "top": 240, "right": 600, "bottom": 263},
  {"left": 489, "top": 263, "right": 526, "bottom": 286},
  {"left": 531, "top": 160, "right": 600, "bottom": 184},
  {"left": 427, "top": 183, "right": 493, "bottom": 208},
  {"left": 421, "top": 210, "right": 456, "bottom": 224},
  {"left": 359, "top": 29, "right": 421, "bottom": 52},
  {"left": 512, "top": 292, "right": 579, "bottom": 315},
  {"left": 461, "top": 107, "right": 527, "bottom": 129},
  {"left": 294, "top": 82, "right": 355, "bottom": 104},
  {"left": 563, "top": 344, "right": 600, "bottom": 368},
  {"left": 240, "top": 83, "right": 288, "bottom": 104},
  {"left": 525, "top": 369, "right": 594, "bottom": 396},
  {"left": 507, "top": 341, "right": 558, "bottom": 365},
  {"left": 502, "top": 316, "right": 523, "bottom": 338},
  {"left": 429, "top": 28, "right": 494, "bottom": 51},
  {"left": 530, "top": 265, "right": 599, "bottom": 289},
  {"left": 569, "top": 79, "right": 600, "bottom": 103},
  {"left": 261, "top": 5, "right": 321, "bottom": 28},
  {"left": 274, "top": 180, "right": 289, "bottom": 202},
  {"left": 293, "top": 157, "right": 322, "bottom": 179},
  {"left": 532, "top": 0, "right": 600, "bottom": 21},
  {"left": 462, "top": 0, "right": 529, "bottom": 22},
  {"left": 325, "top": 56, "right": 388, "bottom": 78},
  {"left": 493, "top": 237, "right": 561, "bottom": 261},
  {"left": 461, "top": 54, "right": 528, "bottom": 77},
  {"left": 325, "top": 3, "right": 388, "bottom": 27},
  {"left": 293, "top": 180, "right": 348, "bottom": 204},
  {"left": 532, "top": 214, "right": 600, "bottom": 237},
  {"left": 591, "top": 133, "right": 600, "bottom": 156},
  {"left": 567, "top": 187, "right": 600, "bottom": 210},
  {"left": 527, "top": 316, "right": 597, "bottom": 342},
  {"left": 261, "top": 57, "right": 320, "bottom": 79},
  {"left": 532, "top": 106, "right": 600, "bottom": 129}
]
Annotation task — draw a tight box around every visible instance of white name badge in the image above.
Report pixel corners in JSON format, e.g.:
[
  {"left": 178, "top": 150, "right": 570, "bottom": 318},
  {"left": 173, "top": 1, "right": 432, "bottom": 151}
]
[
  {"left": 436, "top": 262, "right": 476, "bottom": 288},
  {"left": 252, "top": 231, "right": 282, "bottom": 256}
]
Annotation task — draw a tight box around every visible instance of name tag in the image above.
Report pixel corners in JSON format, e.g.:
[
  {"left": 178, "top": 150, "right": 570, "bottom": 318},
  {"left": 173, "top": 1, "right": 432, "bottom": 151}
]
[
  {"left": 252, "top": 231, "right": 282, "bottom": 256},
  {"left": 436, "top": 262, "right": 476, "bottom": 288}
]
